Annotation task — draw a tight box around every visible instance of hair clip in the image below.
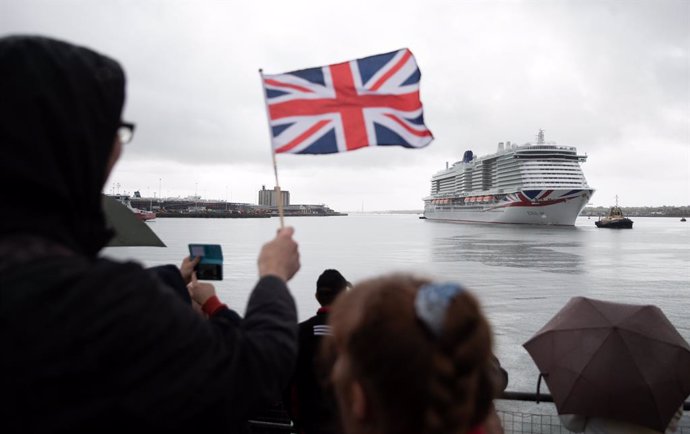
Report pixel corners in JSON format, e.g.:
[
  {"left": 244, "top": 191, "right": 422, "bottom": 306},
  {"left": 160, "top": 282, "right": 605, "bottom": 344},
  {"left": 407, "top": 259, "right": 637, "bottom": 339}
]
[{"left": 414, "top": 282, "right": 465, "bottom": 336}]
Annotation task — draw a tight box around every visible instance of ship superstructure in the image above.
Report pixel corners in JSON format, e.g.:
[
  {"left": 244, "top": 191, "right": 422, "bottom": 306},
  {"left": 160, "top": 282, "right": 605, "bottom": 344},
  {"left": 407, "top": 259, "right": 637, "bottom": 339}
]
[{"left": 423, "top": 130, "right": 594, "bottom": 225}]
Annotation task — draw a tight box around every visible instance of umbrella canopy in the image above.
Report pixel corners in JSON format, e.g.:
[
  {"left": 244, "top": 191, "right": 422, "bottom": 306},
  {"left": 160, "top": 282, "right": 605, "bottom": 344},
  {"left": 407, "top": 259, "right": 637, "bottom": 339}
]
[
  {"left": 102, "top": 195, "right": 165, "bottom": 247},
  {"left": 523, "top": 296, "right": 690, "bottom": 432}
]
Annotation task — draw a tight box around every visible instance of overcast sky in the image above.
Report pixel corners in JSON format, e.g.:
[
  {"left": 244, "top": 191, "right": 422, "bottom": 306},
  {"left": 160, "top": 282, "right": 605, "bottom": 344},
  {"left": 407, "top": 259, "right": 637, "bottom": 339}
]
[{"left": 3, "top": 0, "right": 689, "bottom": 211}]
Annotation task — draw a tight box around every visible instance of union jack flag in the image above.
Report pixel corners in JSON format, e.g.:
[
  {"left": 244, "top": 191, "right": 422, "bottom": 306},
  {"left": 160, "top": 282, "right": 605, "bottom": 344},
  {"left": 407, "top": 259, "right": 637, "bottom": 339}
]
[{"left": 262, "top": 48, "right": 433, "bottom": 154}]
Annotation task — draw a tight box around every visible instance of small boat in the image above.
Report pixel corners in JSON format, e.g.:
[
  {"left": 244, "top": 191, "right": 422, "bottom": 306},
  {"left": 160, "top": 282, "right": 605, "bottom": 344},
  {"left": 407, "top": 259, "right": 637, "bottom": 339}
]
[
  {"left": 132, "top": 208, "right": 156, "bottom": 222},
  {"left": 110, "top": 194, "right": 156, "bottom": 222},
  {"left": 682, "top": 217, "right": 687, "bottom": 222},
  {"left": 595, "top": 196, "right": 633, "bottom": 229}
]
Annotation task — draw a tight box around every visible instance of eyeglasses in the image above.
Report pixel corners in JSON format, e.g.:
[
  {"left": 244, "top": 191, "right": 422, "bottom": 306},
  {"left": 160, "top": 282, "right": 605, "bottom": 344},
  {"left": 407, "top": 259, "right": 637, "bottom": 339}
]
[{"left": 117, "top": 121, "right": 136, "bottom": 144}]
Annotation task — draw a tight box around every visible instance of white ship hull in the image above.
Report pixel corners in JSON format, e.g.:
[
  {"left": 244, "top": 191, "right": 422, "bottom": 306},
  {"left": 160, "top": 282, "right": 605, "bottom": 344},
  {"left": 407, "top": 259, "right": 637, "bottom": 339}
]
[{"left": 424, "top": 189, "right": 594, "bottom": 226}]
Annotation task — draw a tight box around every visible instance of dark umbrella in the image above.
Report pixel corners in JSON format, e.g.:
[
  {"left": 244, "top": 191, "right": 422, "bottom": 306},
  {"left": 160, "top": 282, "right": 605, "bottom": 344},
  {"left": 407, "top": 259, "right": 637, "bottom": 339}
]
[
  {"left": 523, "top": 296, "right": 690, "bottom": 432},
  {"left": 102, "top": 195, "right": 165, "bottom": 247}
]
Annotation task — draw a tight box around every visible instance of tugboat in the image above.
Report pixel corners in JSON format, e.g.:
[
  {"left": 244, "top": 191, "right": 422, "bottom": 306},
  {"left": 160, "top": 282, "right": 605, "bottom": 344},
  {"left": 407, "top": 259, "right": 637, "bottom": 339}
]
[{"left": 595, "top": 196, "right": 633, "bottom": 229}]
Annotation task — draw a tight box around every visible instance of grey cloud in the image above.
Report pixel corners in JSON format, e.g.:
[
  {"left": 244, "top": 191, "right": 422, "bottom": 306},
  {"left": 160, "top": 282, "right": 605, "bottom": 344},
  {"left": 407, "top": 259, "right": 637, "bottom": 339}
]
[{"left": 3, "top": 0, "right": 688, "bottom": 208}]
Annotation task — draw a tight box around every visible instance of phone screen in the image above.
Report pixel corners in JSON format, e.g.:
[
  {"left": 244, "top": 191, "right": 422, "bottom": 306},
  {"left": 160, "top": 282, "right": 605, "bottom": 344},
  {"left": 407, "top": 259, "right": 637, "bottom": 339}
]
[
  {"left": 197, "top": 264, "right": 220, "bottom": 280},
  {"left": 190, "top": 245, "right": 205, "bottom": 257}
]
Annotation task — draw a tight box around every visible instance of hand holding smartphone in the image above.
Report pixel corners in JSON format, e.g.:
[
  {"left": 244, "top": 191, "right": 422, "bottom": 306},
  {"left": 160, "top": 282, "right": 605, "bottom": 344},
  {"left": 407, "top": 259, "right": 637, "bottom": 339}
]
[{"left": 188, "top": 244, "right": 223, "bottom": 280}]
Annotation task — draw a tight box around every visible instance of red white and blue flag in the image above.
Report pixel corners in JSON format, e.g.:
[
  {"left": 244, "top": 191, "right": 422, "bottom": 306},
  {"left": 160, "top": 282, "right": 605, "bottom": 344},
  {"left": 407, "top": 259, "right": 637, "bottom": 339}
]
[{"left": 262, "top": 48, "right": 433, "bottom": 154}]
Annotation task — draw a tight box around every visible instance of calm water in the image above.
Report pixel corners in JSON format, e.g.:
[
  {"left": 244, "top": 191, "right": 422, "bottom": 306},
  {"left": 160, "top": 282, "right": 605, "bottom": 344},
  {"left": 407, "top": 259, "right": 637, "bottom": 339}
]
[{"left": 102, "top": 215, "right": 690, "bottom": 394}]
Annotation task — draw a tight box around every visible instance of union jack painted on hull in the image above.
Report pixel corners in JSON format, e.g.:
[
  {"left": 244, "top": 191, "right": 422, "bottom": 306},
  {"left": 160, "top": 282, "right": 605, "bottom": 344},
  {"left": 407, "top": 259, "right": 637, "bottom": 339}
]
[
  {"left": 262, "top": 49, "right": 433, "bottom": 154},
  {"left": 492, "top": 189, "right": 586, "bottom": 209}
]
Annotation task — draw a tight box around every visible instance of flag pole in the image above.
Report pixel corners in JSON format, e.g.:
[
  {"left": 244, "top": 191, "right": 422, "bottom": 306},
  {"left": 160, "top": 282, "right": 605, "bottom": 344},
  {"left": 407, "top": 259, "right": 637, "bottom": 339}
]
[{"left": 259, "top": 68, "right": 285, "bottom": 228}]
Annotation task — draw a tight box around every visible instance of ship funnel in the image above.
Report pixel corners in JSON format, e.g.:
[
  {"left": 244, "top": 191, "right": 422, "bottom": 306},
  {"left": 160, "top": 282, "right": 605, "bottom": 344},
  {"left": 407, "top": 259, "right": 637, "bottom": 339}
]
[
  {"left": 462, "top": 150, "right": 474, "bottom": 163},
  {"left": 498, "top": 142, "right": 504, "bottom": 151},
  {"left": 446, "top": 161, "right": 449, "bottom": 169}
]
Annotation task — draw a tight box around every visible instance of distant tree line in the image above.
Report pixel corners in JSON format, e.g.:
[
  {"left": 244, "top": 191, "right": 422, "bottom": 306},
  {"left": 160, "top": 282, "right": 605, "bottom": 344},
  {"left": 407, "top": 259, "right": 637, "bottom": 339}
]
[{"left": 583, "top": 206, "right": 690, "bottom": 218}]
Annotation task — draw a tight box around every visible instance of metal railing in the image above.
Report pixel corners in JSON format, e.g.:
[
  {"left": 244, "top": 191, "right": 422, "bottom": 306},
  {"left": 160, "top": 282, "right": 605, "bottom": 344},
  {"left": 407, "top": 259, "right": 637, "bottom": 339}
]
[
  {"left": 497, "top": 411, "right": 569, "bottom": 434},
  {"left": 248, "top": 392, "right": 690, "bottom": 434},
  {"left": 496, "top": 392, "right": 690, "bottom": 434}
]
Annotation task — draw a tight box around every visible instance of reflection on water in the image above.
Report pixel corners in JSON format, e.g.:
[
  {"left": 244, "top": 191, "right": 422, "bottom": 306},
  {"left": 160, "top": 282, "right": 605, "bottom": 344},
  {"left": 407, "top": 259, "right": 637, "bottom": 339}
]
[
  {"left": 432, "top": 235, "right": 583, "bottom": 274},
  {"left": 104, "top": 216, "right": 690, "bottom": 395}
]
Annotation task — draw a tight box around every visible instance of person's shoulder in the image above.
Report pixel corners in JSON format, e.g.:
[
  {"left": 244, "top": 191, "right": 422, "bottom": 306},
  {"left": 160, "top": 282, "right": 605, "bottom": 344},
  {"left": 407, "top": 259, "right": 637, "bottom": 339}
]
[
  {"left": 299, "top": 314, "right": 319, "bottom": 330},
  {"left": 298, "top": 313, "right": 327, "bottom": 336},
  {"left": 298, "top": 312, "right": 333, "bottom": 340},
  {"left": 4, "top": 253, "right": 148, "bottom": 288},
  {"left": 300, "top": 310, "right": 330, "bottom": 327},
  {"left": 65, "top": 257, "right": 159, "bottom": 302},
  {"left": 90, "top": 257, "right": 152, "bottom": 284},
  {"left": 2, "top": 254, "right": 161, "bottom": 320},
  {"left": 38, "top": 254, "right": 146, "bottom": 276},
  {"left": 78, "top": 258, "right": 197, "bottom": 326}
]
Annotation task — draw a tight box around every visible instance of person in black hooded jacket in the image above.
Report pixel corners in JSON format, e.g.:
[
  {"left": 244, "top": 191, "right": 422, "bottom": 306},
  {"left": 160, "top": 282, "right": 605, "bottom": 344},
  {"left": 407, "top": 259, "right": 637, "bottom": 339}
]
[{"left": 0, "top": 35, "right": 300, "bottom": 433}]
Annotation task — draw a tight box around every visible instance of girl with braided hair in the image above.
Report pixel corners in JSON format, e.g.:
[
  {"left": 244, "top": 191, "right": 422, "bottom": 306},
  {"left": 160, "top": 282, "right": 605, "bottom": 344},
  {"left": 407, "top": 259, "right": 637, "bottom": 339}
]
[{"left": 325, "top": 274, "right": 502, "bottom": 434}]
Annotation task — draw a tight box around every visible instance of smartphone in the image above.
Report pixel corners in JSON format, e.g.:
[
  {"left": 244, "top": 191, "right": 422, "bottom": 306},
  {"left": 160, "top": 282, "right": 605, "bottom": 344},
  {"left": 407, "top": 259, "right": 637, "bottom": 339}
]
[{"left": 188, "top": 244, "right": 223, "bottom": 280}]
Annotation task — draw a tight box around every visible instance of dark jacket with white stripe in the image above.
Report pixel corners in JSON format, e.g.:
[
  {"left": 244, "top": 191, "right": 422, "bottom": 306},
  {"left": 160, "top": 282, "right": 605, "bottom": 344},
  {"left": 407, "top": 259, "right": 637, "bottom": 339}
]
[{"left": 287, "top": 307, "right": 342, "bottom": 434}]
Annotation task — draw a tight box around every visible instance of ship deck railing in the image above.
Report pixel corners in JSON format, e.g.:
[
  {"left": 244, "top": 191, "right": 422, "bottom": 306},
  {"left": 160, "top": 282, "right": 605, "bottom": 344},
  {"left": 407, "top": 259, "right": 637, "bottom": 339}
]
[{"left": 248, "top": 392, "right": 690, "bottom": 433}]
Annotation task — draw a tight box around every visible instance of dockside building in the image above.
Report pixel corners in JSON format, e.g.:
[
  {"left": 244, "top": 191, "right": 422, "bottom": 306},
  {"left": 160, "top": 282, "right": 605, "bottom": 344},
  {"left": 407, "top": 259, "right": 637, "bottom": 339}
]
[{"left": 258, "top": 185, "right": 290, "bottom": 207}]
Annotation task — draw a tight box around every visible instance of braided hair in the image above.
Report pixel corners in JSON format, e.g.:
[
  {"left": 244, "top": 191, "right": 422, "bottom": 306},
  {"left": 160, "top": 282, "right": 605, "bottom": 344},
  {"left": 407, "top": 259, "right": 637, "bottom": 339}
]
[{"left": 326, "top": 274, "right": 496, "bottom": 434}]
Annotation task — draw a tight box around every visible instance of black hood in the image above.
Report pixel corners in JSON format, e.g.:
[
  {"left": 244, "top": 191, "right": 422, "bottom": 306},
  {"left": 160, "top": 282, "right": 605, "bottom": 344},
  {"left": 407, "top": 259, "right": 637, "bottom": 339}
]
[{"left": 0, "top": 35, "right": 125, "bottom": 256}]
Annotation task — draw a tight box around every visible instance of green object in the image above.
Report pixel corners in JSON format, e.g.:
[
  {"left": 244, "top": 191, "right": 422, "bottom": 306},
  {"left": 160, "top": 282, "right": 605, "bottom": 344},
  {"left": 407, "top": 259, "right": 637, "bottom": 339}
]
[
  {"left": 188, "top": 244, "right": 223, "bottom": 280},
  {"left": 102, "top": 195, "right": 165, "bottom": 247}
]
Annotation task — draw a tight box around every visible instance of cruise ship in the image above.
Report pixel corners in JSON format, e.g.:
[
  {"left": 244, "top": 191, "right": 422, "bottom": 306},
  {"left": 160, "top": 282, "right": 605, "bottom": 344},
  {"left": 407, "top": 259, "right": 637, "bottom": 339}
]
[{"left": 423, "top": 130, "right": 594, "bottom": 226}]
